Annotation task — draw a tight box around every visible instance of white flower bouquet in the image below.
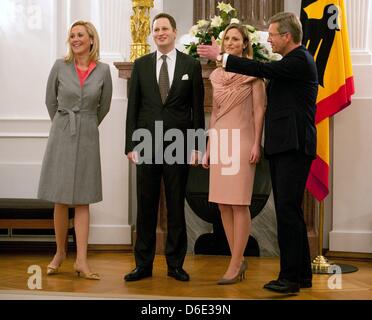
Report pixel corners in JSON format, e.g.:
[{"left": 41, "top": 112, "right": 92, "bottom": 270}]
[{"left": 182, "top": 2, "right": 280, "bottom": 62}]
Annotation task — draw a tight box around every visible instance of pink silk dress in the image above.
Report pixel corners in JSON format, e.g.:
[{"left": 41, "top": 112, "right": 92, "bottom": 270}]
[{"left": 208, "top": 67, "right": 265, "bottom": 205}]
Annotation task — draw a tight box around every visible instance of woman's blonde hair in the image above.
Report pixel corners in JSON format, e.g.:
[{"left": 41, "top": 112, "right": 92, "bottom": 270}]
[
  {"left": 65, "top": 20, "right": 100, "bottom": 63},
  {"left": 221, "top": 23, "right": 253, "bottom": 58}
]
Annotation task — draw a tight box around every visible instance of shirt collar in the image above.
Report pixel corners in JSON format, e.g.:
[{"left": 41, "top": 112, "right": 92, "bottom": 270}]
[
  {"left": 74, "top": 60, "right": 97, "bottom": 71},
  {"left": 156, "top": 48, "right": 177, "bottom": 62}
]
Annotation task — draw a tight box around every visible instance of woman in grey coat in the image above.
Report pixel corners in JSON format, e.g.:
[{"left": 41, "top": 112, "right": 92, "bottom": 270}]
[{"left": 38, "top": 20, "right": 112, "bottom": 280}]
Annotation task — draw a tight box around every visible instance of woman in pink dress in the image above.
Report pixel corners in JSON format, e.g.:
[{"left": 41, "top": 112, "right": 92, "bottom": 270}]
[{"left": 202, "top": 24, "right": 266, "bottom": 284}]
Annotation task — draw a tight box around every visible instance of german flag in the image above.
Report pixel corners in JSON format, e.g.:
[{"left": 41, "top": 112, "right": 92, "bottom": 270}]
[{"left": 301, "top": 0, "right": 355, "bottom": 201}]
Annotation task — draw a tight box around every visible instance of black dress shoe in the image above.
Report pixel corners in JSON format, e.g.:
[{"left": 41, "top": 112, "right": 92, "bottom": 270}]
[
  {"left": 266, "top": 278, "right": 312, "bottom": 289},
  {"left": 124, "top": 267, "right": 152, "bottom": 282},
  {"left": 263, "top": 279, "right": 300, "bottom": 294},
  {"left": 167, "top": 268, "right": 190, "bottom": 281}
]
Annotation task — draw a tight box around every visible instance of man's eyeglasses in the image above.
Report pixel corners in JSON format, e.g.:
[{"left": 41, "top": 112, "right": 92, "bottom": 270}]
[{"left": 268, "top": 32, "right": 288, "bottom": 38}]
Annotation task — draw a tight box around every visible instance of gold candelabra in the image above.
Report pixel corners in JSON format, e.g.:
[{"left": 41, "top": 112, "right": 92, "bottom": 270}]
[{"left": 130, "top": 0, "right": 154, "bottom": 62}]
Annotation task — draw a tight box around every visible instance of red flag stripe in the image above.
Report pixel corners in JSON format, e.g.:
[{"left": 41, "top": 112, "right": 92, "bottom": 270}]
[
  {"left": 315, "top": 76, "right": 355, "bottom": 124},
  {"left": 306, "top": 155, "right": 329, "bottom": 201}
]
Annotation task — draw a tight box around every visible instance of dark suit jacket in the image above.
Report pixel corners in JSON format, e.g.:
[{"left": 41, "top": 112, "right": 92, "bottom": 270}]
[
  {"left": 125, "top": 50, "right": 205, "bottom": 155},
  {"left": 226, "top": 45, "right": 318, "bottom": 158}
]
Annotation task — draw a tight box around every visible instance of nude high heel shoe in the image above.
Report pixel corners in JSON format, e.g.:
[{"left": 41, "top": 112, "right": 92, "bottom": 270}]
[
  {"left": 47, "top": 265, "right": 60, "bottom": 275},
  {"left": 73, "top": 263, "right": 100, "bottom": 280},
  {"left": 217, "top": 260, "right": 247, "bottom": 285},
  {"left": 46, "top": 254, "right": 66, "bottom": 275},
  {"left": 241, "top": 259, "right": 248, "bottom": 272}
]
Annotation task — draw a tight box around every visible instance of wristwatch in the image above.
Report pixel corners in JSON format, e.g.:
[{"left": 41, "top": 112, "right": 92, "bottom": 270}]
[{"left": 216, "top": 54, "right": 223, "bottom": 67}]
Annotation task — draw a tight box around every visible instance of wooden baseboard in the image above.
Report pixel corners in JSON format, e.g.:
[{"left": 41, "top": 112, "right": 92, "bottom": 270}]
[
  {"left": 0, "top": 241, "right": 74, "bottom": 253},
  {"left": 325, "top": 250, "right": 372, "bottom": 261},
  {"left": 0, "top": 218, "right": 74, "bottom": 229},
  {"left": 88, "top": 244, "right": 133, "bottom": 252},
  {"left": 0, "top": 242, "right": 133, "bottom": 254}
]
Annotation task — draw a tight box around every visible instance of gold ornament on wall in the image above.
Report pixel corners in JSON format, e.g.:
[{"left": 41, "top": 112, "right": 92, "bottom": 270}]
[{"left": 130, "top": 0, "right": 154, "bottom": 62}]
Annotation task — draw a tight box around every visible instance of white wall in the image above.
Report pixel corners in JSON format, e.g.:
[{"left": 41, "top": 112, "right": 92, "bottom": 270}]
[
  {"left": 284, "top": 0, "right": 301, "bottom": 15},
  {"left": 0, "top": 0, "right": 55, "bottom": 118},
  {"left": 163, "top": 0, "right": 193, "bottom": 51},
  {"left": 369, "top": 1, "right": 372, "bottom": 53},
  {"left": 0, "top": 0, "right": 60, "bottom": 204}
]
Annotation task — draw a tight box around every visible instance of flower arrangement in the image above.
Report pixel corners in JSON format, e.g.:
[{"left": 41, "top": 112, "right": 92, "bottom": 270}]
[{"left": 182, "top": 2, "right": 280, "bottom": 62}]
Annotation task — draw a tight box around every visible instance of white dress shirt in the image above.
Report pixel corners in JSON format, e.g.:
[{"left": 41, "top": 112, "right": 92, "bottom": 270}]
[
  {"left": 156, "top": 48, "right": 177, "bottom": 87},
  {"left": 222, "top": 53, "right": 229, "bottom": 68}
]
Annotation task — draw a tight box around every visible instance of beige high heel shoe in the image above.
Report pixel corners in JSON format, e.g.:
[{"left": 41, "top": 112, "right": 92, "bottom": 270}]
[
  {"left": 241, "top": 259, "right": 248, "bottom": 272},
  {"left": 46, "top": 255, "right": 66, "bottom": 275},
  {"left": 217, "top": 260, "right": 247, "bottom": 285},
  {"left": 73, "top": 263, "right": 100, "bottom": 280},
  {"left": 46, "top": 265, "right": 60, "bottom": 275}
]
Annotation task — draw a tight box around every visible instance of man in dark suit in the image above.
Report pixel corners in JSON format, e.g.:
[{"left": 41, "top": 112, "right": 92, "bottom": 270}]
[
  {"left": 124, "top": 13, "right": 205, "bottom": 282},
  {"left": 198, "top": 12, "right": 317, "bottom": 293}
]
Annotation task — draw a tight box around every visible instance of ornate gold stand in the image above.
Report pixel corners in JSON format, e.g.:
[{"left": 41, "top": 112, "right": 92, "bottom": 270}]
[
  {"left": 311, "top": 201, "right": 332, "bottom": 273},
  {"left": 130, "top": 0, "right": 154, "bottom": 62}
]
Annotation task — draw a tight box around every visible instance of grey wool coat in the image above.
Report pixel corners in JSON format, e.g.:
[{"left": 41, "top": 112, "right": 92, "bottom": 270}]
[{"left": 38, "top": 59, "right": 112, "bottom": 205}]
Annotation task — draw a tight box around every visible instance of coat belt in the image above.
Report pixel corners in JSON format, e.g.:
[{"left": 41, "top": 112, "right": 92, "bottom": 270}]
[{"left": 57, "top": 107, "right": 96, "bottom": 136}]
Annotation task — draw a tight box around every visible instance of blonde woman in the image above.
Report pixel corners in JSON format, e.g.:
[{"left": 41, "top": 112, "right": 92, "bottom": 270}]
[
  {"left": 202, "top": 24, "right": 266, "bottom": 284},
  {"left": 38, "top": 21, "right": 112, "bottom": 280}
]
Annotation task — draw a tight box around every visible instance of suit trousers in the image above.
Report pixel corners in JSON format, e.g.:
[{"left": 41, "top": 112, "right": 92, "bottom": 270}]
[
  {"left": 269, "top": 150, "right": 313, "bottom": 283},
  {"left": 134, "top": 161, "right": 189, "bottom": 270}
]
